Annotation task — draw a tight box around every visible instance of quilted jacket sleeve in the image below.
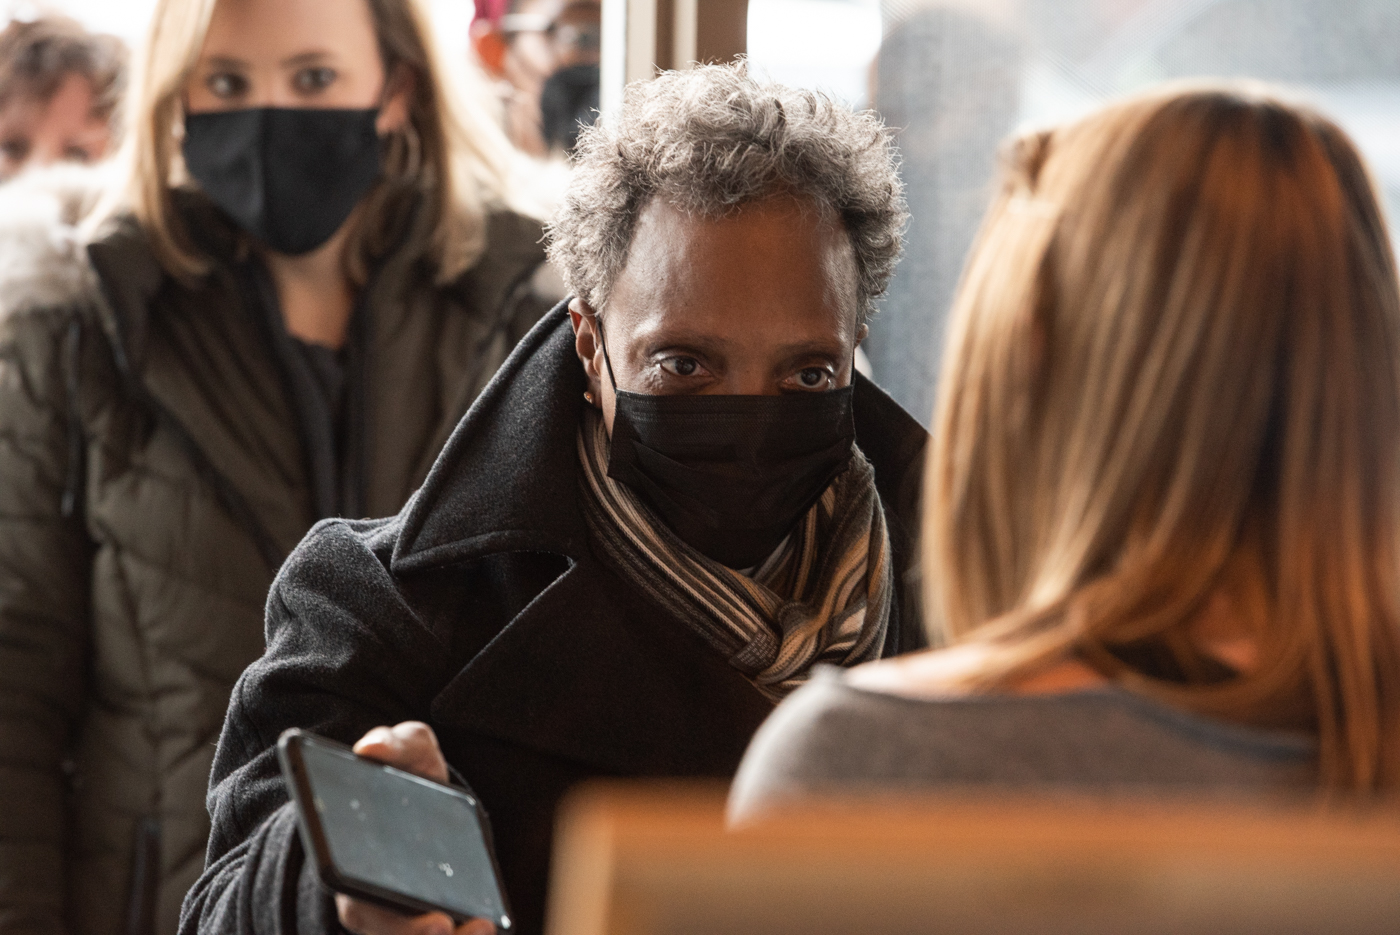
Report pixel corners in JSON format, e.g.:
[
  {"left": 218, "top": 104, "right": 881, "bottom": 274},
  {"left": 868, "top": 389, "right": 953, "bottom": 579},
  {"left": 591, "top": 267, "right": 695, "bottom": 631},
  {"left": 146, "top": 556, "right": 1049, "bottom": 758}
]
[{"left": 0, "top": 307, "right": 95, "bottom": 933}]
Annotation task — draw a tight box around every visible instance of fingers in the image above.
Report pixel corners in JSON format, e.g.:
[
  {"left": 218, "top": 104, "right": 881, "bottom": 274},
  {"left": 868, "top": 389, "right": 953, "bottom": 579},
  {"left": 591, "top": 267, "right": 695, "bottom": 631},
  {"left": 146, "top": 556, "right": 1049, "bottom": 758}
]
[
  {"left": 352, "top": 721, "right": 449, "bottom": 783},
  {"left": 336, "top": 894, "right": 458, "bottom": 935},
  {"left": 337, "top": 726, "right": 484, "bottom": 935}
]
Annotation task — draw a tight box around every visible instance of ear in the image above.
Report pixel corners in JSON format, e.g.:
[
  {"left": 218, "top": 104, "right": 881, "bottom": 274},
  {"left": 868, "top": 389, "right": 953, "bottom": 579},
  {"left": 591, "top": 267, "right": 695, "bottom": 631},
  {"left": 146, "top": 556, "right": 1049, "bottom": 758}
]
[
  {"left": 375, "top": 63, "right": 416, "bottom": 135},
  {"left": 855, "top": 322, "right": 869, "bottom": 347},
  {"left": 570, "top": 297, "right": 604, "bottom": 404}
]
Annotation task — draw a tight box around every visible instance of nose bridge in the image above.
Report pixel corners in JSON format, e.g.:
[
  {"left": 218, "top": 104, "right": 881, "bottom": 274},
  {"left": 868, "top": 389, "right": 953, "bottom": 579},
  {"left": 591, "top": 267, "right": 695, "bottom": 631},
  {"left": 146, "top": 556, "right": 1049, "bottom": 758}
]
[
  {"left": 30, "top": 133, "right": 64, "bottom": 164},
  {"left": 251, "top": 64, "right": 295, "bottom": 109},
  {"left": 718, "top": 360, "right": 781, "bottom": 396}
]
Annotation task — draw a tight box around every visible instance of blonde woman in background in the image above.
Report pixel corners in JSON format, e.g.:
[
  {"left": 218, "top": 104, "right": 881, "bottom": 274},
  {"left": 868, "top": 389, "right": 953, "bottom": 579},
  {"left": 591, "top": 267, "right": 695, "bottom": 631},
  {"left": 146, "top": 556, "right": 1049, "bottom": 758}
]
[
  {"left": 731, "top": 85, "right": 1400, "bottom": 819},
  {"left": 0, "top": 0, "right": 555, "bottom": 931}
]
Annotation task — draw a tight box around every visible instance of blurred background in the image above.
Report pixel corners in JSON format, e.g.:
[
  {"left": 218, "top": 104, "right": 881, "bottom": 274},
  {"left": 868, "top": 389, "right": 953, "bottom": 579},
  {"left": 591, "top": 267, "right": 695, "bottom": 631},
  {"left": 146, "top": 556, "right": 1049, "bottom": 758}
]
[{"left": 8, "top": 0, "right": 1400, "bottom": 422}]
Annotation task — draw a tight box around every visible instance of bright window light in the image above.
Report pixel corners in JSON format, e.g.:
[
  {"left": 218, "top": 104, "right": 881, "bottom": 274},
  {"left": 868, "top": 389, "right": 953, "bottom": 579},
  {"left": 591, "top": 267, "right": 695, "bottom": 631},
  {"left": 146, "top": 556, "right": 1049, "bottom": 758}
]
[{"left": 746, "top": 0, "right": 883, "bottom": 108}]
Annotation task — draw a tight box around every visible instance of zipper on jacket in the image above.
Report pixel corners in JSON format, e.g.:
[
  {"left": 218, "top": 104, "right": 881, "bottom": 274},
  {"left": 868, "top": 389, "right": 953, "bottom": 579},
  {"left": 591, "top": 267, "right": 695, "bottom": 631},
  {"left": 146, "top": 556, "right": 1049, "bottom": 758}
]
[
  {"left": 60, "top": 315, "right": 86, "bottom": 518},
  {"left": 123, "top": 816, "right": 160, "bottom": 935}
]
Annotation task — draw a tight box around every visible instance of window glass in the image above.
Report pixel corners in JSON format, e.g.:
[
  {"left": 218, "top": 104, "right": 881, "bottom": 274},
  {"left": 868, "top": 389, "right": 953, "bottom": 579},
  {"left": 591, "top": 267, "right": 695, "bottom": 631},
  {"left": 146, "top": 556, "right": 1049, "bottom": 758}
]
[
  {"left": 8, "top": 0, "right": 155, "bottom": 44},
  {"left": 747, "top": 0, "right": 882, "bottom": 107},
  {"left": 20, "top": 0, "right": 476, "bottom": 59},
  {"left": 753, "top": 0, "right": 1400, "bottom": 423}
]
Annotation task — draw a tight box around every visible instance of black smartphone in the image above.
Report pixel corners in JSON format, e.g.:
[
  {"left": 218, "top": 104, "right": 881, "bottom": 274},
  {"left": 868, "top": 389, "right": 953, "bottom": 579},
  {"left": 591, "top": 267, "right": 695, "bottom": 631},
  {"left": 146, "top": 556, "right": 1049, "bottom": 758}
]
[{"left": 277, "top": 728, "right": 512, "bottom": 930}]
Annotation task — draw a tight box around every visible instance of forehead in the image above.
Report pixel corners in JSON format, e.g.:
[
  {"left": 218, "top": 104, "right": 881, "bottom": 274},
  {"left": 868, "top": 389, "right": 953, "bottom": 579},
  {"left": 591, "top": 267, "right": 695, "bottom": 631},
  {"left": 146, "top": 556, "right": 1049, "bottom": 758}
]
[
  {"left": 607, "top": 196, "right": 859, "bottom": 337},
  {"left": 203, "top": 0, "right": 379, "bottom": 57},
  {"left": 0, "top": 73, "right": 98, "bottom": 130}
]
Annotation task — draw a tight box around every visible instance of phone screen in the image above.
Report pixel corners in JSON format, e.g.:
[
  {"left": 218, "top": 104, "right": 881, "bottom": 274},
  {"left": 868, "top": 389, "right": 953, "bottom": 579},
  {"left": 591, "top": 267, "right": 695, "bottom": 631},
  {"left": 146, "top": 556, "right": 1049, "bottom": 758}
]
[{"left": 296, "top": 738, "right": 511, "bottom": 927}]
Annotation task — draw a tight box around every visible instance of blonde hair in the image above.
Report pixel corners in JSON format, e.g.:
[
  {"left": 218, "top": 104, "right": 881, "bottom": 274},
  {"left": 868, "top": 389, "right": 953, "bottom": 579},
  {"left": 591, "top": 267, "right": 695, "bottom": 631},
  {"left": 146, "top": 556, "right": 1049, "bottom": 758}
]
[
  {"left": 927, "top": 85, "right": 1400, "bottom": 793},
  {"left": 120, "top": 0, "right": 526, "bottom": 282}
]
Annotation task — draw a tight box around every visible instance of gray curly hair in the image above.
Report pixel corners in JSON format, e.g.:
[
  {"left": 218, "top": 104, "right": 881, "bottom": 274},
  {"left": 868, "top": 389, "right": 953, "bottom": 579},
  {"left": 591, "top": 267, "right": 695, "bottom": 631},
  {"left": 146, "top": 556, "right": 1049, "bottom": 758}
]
[{"left": 546, "top": 62, "right": 907, "bottom": 323}]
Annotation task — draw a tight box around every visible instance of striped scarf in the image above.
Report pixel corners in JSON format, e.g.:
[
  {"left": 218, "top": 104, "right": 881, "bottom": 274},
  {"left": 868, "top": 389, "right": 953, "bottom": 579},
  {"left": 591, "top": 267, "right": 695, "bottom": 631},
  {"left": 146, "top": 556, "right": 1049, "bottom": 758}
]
[{"left": 577, "top": 407, "right": 892, "bottom": 700}]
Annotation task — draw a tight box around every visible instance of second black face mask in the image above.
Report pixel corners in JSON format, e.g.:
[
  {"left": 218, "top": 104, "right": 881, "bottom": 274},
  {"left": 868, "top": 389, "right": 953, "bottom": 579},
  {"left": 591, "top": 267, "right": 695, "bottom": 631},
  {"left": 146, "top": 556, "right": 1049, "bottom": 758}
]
[
  {"left": 183, "top": 108, "right": 383, "bottom": 256},
  {"left": 540, "top": 63, "right": 600, "bottom": 153}
]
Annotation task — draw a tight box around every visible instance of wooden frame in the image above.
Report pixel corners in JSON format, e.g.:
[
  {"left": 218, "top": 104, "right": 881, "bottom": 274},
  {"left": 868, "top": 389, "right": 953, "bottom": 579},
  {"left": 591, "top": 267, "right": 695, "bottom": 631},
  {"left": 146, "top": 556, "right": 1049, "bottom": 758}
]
[
  {"left": 600, "top": 0, "right": 749, "bottom": 114},
  {"left": 547, "top": 782, "right": 1400, "bottom": 935}
]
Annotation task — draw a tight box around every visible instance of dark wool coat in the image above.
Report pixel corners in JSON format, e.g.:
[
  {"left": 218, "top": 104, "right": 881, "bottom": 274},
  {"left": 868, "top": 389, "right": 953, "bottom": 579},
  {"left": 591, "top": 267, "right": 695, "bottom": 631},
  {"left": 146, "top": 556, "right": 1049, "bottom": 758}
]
[
  {"left": 0, "top": 173, "right": 551, "bottom": 935},
  {"left": 179, "top": 304, "right": 930, "bottom": 935}
]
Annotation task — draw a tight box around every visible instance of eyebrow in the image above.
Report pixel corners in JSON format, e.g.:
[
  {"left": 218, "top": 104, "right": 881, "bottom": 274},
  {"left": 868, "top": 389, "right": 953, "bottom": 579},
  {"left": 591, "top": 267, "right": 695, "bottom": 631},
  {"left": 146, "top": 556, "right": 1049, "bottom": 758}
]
[
  {"left": 202, "top": 55, "right": 249, "bottom": 71},
  {"left": 772, "top": 339, "right": 847, "bottom": 360},
  {"left": 641, "top": 330, "right": 846, "bottom": 362},
  {"left": 280, "top": 50, "right": 339, "bottom": 68},
  {"left": 638, "top": 330, "right": 728, "bottom": 357}
]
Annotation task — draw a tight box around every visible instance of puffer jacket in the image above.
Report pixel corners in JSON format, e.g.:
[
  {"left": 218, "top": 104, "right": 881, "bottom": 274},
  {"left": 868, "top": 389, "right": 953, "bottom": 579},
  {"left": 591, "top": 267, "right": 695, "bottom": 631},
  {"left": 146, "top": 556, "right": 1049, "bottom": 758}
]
[{"left": 0, "top": 168, "right": 552, "bottom": 935}]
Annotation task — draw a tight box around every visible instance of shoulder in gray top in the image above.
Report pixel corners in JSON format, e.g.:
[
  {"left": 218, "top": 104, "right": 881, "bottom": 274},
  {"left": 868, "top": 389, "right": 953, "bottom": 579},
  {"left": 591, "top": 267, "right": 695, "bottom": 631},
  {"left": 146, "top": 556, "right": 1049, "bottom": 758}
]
[{"left": 728, "top": 666, "right": 1317, "bottom": 821}]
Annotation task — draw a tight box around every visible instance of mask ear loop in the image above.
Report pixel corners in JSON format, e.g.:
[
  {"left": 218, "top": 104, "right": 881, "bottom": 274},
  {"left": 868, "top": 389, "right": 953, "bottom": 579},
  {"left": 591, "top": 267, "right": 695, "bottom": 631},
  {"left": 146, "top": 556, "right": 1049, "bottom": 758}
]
[{"left": 595, "top": 314, "right": 620, "bottom": 393}]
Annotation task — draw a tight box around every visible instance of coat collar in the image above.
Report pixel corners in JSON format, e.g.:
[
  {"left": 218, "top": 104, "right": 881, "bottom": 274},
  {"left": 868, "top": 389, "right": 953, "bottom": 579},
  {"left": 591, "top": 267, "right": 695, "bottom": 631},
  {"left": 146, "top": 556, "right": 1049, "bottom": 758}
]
[
  {"left": 392, "top": 301, "right": 592, "bottom": 572},
  {"left": 392, "top": 303, "right": 931, "bottom": 588},
  {"left": 431, "top": 556, "right": 777, "bottom": 776}
]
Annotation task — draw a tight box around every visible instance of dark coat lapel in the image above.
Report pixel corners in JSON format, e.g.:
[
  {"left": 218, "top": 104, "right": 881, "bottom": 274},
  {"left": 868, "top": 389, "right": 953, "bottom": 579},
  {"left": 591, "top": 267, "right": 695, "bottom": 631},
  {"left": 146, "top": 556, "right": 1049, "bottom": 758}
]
[
  {"left": 431, "top": 557, "right": 775, "bottom": 776},
  {"left": 392, "top": 300, "right": 592, "bottom": 571}
]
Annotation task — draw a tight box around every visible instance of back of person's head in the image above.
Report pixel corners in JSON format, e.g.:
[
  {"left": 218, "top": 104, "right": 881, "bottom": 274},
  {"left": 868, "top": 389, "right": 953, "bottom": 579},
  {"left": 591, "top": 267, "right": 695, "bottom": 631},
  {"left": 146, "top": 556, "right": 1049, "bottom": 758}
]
[
  {"left": 547, "top": 61, "right": 906, "bottom": 324},
  {"left": 124, "top": 0, "right": 525, "bottom": 282},
  {"left": 0, "top": 14, "right": 126, "bottom": 177},
  {"left": 927, "top": 85, "right": 1400, "bottom": 793}
]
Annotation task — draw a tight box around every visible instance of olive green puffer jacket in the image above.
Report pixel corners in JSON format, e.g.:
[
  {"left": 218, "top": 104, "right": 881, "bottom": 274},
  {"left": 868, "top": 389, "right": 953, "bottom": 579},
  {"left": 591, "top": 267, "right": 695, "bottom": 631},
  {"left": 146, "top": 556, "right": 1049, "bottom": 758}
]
[{"left": 0, "top": 173, "right": 551, "bottom": 935}]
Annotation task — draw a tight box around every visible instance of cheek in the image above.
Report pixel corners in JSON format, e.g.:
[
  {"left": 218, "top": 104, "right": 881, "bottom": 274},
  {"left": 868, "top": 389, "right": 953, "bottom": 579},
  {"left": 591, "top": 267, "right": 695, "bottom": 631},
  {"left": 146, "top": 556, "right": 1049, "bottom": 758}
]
[{"left": 601, "top": 394, "right": 617, "bottom": 438}]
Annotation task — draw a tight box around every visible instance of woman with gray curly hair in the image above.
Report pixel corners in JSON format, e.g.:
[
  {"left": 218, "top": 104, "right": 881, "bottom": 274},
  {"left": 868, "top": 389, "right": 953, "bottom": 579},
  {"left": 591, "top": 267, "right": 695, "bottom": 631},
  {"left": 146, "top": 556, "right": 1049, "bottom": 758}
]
[{"left": 182, "top": 63, "right": 926, "bottom": 935}]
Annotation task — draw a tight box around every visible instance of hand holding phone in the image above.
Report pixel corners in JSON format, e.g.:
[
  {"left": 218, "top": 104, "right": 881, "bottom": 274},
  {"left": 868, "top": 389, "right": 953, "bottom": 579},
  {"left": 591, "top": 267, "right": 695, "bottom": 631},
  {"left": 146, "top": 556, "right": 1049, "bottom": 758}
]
[
  {"left": 336, "top": 724, "right": 497, "bottom": 935},
  {"left": 278, "top": 723, "right": 512, "bottom": 933},
  {"left": 336, "top": 892, "right": 495, "bottom": 935}
]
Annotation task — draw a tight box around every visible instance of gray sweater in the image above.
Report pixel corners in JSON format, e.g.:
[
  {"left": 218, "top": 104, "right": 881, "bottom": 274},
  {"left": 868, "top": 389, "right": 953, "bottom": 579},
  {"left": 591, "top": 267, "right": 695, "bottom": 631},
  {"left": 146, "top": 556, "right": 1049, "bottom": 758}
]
[{"left": 729, "top": 666, "right": 1316, "bottom": 820}]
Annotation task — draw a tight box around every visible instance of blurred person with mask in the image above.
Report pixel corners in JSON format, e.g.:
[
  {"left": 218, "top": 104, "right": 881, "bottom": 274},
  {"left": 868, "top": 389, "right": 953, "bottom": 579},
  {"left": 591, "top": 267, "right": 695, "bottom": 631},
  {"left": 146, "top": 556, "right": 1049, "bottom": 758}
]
[
  {"left": 472, "top": 0, "right": 600, "bottom": 157},
  {"left": 0, "top": 0, "right": 554, "bottom": 931},
  {"left": 180, "top": 63, "right": 925, "bottom": 935},
  {"left": 0, "top": 13, "right": 125, "bottom": 181}
]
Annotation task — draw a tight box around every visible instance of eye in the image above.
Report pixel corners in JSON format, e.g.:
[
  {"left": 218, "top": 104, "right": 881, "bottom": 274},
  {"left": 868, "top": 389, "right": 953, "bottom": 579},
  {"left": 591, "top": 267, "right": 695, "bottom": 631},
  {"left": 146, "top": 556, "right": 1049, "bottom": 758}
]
[
  {"left": 206, "top": 71, "right": 249, "bottom": 99},
  {"left": 659, "top": 356, "right": 702, "bottom": 377},
  {"left": 63, "top": 146, "right": 92, "bottom": 163},
  {"left": 293, "top": 67, "right": 338, "bottom": 94},
  {"left": 793, "top": 367, "right": 833, "bottom": 390},
  {"left": 1, "top": 137, "right": 29, "bottom": 162}
]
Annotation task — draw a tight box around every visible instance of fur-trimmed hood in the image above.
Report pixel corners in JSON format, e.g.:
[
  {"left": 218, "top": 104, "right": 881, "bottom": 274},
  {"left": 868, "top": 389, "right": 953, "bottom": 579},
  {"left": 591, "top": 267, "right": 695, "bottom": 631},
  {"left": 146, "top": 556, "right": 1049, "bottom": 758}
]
[{"left": 0, "top": 161, "right": 116, "bottom": 318}]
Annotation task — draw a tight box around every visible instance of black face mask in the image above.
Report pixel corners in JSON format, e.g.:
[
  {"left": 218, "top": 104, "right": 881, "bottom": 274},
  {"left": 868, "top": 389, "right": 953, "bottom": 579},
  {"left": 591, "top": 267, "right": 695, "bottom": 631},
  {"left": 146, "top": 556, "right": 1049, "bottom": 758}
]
[
  {"left": 598, "top": 326, "right": 856, "bottom": 569},
  {"left": 540, "top": 63, "right": 600, "bottom": 154},
  {"left": 183, "top": 107, "right": 383, "bottom": 256}
]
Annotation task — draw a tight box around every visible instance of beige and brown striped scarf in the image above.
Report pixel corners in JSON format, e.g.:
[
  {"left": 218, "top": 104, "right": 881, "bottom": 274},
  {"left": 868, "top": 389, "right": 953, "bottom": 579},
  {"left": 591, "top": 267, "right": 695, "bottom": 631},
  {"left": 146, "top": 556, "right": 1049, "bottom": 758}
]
[{"left": 577, "top": 407, "right": 892, "bottom": 701}]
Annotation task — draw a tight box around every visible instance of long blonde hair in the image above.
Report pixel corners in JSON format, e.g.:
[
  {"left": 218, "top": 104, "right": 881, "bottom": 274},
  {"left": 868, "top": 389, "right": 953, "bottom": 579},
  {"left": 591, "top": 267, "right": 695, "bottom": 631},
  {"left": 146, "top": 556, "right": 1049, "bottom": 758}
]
[
  {"left": 120, "top": 0, "right": 527, "bottom": 282},
  {"left": 927, "top": 86, "right": 1400, "bottom": 792}
]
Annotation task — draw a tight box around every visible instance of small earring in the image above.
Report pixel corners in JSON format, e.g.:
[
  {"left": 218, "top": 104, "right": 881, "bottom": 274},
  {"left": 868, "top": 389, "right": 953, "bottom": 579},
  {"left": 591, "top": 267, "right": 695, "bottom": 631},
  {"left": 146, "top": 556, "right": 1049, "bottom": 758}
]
[{"left": 584, "top": 390, "right": 595, "bottom": 405}]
